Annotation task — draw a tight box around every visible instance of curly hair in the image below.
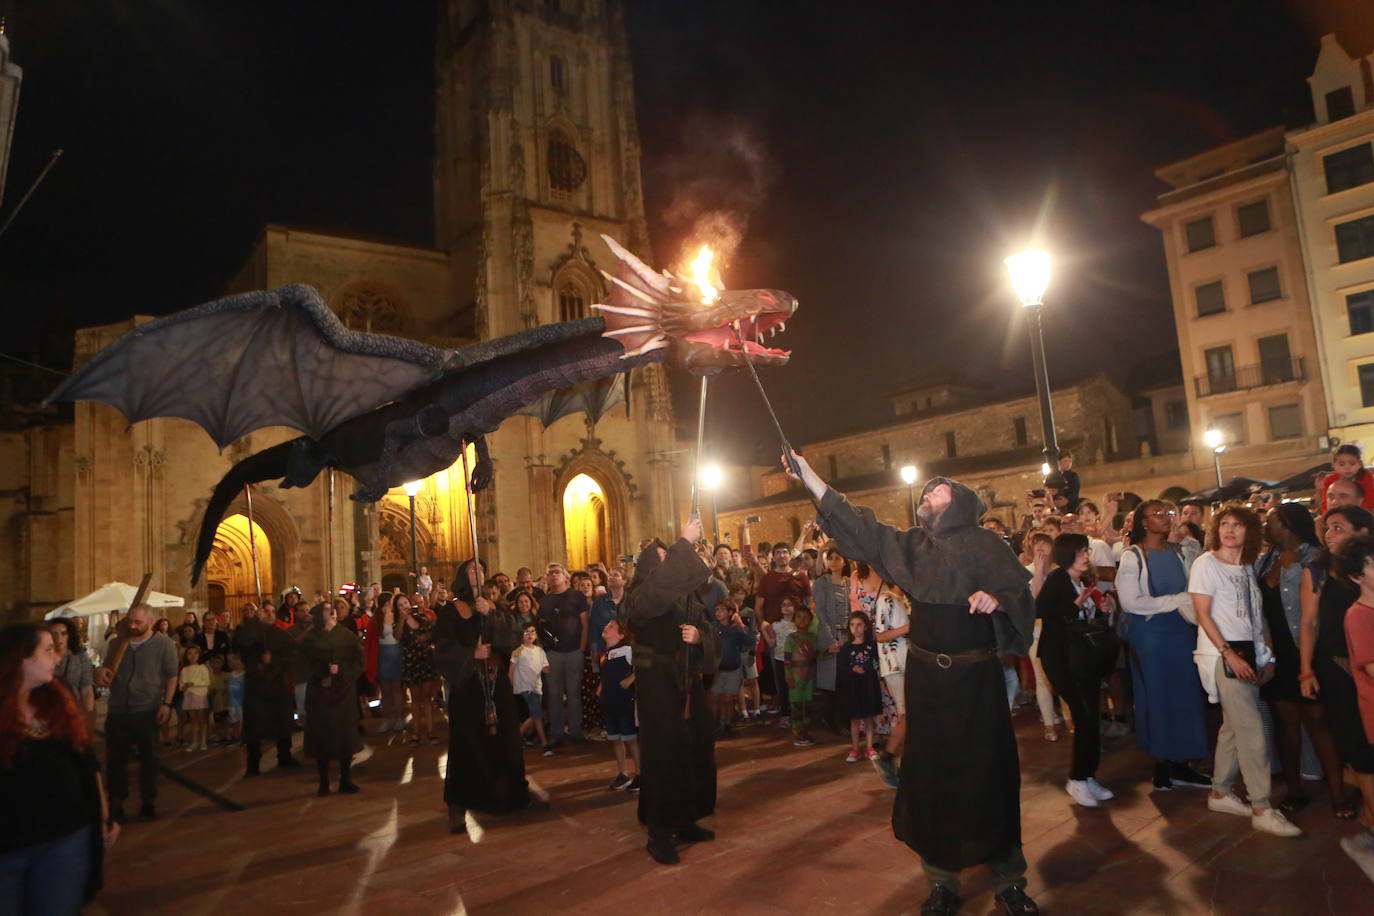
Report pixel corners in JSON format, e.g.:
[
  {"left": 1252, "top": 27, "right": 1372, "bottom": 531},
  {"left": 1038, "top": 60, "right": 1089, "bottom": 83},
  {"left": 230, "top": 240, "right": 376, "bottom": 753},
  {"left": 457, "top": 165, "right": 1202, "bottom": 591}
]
[
  {"left": 1206, "top": 502, "right": 1263, "bottom": 565},
  {"left": 0, "top": 624, "right": 89, "bottom": 766}
]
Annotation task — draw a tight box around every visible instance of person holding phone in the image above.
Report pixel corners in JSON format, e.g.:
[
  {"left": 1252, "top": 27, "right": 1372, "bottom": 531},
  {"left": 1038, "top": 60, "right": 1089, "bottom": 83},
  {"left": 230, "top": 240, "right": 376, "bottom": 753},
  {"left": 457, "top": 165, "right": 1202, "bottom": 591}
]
[{"left": 1189, "top": 504, "right": 1300, "bottom": 837}]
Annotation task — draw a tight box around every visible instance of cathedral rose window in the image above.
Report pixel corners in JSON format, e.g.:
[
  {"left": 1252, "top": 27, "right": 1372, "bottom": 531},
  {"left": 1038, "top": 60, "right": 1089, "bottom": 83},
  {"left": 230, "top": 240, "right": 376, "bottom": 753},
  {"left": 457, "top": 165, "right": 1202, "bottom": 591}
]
[{"left": 548, "top": 130, "right": 587, "bottom": 192}]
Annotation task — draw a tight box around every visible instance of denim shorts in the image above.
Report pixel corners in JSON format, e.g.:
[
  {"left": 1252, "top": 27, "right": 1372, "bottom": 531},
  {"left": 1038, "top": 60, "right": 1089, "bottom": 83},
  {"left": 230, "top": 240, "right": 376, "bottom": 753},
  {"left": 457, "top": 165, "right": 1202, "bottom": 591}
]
[
  {"left": 519, "top": 690, "right": 543, "bottom": 722},
  {"left": 603, "top": 702, "right": 637, "bottom": 740}
]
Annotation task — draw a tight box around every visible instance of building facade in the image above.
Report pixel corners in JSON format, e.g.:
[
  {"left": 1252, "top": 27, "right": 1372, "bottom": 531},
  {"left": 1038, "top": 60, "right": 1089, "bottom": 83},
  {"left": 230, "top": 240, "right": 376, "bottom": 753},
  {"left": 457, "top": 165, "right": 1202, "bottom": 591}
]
[
  {"left": 1141, "top": 127, "right": 1331, "bottom": 480},
  {"left": 0, "top": 28, "right": 21, "bottom": 205},
  {"left": 1287, "top": 34, "right": 1374, "bottom": 450},
  {"left": 0, "top": 1, "right": 687, "bottom": 621}
]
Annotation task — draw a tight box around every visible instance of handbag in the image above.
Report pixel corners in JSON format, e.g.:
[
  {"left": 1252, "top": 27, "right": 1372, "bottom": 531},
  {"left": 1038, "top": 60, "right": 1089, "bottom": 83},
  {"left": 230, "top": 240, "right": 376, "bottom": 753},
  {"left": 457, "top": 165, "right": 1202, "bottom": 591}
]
[
  {"left": 1221, "top": 640, "right": 1257, "bottom": 679},
  {"left": 1066, "top": 618, "right": 1121, "bottom": 680}
]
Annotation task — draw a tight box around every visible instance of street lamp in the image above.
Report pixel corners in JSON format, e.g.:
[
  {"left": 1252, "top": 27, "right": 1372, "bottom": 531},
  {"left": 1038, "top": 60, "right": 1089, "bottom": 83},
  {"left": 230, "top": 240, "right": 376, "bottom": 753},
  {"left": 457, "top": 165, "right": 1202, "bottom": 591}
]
[
  {"left": 1203, "top": 428, "right": 1226, "bottom": 488},
  {"left": 403, "top": 480, "right": 421, "bottom": 579},
  {"left": 900, "top": 464, "right": 918, "bottom": 526},
  {"left": 1006, "top": 249, "right": 1062, "bottom": 486},
  {"left": 701, "top": 465, "right": 723, "bottom": 544}
]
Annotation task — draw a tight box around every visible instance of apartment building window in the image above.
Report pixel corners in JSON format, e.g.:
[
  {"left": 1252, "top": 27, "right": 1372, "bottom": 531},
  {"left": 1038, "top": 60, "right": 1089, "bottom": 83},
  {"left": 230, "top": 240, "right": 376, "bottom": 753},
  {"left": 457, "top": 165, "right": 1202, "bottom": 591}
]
[
  {"left": 1324, "top": 143, "right": 1374, "bottom": 193},
  {"left": 1215, "top": 412, "right": 1245, "bottom": 445},
  {"left": 1268, "top": 404, "right": 1302, "bottom": 440},
  {"left": 1205, "top": 345, "right": 1236, "bottom": 392},
  {"left": 1104, "top": 417, "right": 1119, "bottom": 454},
  {"left": 1360, "top": 364, "right": 1374, "bottom": 408},
  {"left": 1327, "top": 86, "right": 1356, "bottom": 122},
  {"left": 1336, "top": 214, "right": 1374, "bottom": 263},
  {"left": 1013, "top": 416, "right": 1027, "bottom": 446},
  {"left": 1348, "top": 289, "right": 1374, "bottom": 335},
  {"left": 944, "top": 431, "right": 957, "bottom": 458},
  {"left": 1236, "top": 200, "right": 1270, "bottom": 237},
  {"left": 881, "top": 443, "right": 892, "bottom": 469},
  {"left": 1258, "top": 334, "right": 1294, "bottom": 384},
  {"left": 1195, "top": 280, "right": 1226, "bottom": 316},
  {"left": 1184, "top": 216, "right": 1216, "bottom": 252},
  {"left": 1247, "top": 266, "right": 1281, "bottom": 304},
  {"left": 1165, "top": 400, "right": 1188, "bottom": 429}
]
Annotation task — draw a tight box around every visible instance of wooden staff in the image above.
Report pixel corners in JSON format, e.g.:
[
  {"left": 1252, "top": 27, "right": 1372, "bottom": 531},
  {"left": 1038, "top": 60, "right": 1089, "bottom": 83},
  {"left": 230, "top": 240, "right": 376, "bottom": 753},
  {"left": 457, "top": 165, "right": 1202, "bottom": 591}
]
[
  {"left": 460, "top": 441, "right": 499, "bottom": 734},
  {"left": 325, "top": 469, "right": 336, "bottom": 594},
  {"left": 96, "top": 572, "right": 153, "bottom": 687}
]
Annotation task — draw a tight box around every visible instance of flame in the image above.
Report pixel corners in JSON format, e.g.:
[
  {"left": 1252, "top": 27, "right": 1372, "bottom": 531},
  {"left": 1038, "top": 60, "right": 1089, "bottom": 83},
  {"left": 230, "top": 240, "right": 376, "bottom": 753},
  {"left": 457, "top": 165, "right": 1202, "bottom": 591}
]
[{"left": 689, "top": 245, "right": 719, "bottom": 304}]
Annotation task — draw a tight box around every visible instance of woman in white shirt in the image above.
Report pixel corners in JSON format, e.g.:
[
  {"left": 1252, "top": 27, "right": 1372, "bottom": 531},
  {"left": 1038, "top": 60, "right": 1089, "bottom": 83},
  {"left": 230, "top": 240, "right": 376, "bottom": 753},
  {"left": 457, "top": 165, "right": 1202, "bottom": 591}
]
[{"left": 1188, "top": 505, "right": 1300, "bottom": 837}]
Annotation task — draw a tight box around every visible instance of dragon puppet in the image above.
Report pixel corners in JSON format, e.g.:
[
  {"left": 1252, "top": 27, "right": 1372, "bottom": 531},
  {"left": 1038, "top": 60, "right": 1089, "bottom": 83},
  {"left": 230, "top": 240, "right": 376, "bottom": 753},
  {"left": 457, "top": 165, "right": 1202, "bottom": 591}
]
[{"left": 45, "top": 236, "right": 796, "bottom": 586}]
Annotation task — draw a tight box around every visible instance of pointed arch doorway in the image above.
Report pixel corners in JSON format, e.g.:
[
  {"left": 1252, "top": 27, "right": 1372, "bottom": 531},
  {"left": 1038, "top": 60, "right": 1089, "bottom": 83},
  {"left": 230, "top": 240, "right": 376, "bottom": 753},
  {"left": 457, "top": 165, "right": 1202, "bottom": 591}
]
[
  {"left": 563, "top": 473, "right": 607, "bottom": 570},
  {"left": 206, "top": 513, "right": 272, "bottom": 620}
]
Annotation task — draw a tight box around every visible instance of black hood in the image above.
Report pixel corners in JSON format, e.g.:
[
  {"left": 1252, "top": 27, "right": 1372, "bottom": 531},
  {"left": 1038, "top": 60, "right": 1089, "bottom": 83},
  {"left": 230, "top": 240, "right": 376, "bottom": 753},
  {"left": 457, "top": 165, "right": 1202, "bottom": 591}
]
[
  {"left": 629, "top": 539, "right": 668, "bottom": 592},
  {"left": 922, "top": 476, "right": 986, "bottom": 534}
]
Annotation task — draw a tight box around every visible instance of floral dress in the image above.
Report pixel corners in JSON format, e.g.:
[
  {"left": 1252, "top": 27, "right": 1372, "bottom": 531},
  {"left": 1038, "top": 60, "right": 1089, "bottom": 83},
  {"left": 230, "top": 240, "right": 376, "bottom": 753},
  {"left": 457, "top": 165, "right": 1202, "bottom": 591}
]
[{"left": 400, "top": 612, "right": 438, "bottom": 685}]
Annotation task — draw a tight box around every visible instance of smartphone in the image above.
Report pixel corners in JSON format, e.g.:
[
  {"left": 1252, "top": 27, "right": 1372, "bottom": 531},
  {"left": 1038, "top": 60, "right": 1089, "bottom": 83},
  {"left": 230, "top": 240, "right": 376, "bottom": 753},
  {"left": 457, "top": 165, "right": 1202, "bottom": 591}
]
[
  {"left": 1031, "top": 489, "right": 1046, "bottom": 499},
  {"left": 746, "top": 515, "right": 762, "bottom": 524}
]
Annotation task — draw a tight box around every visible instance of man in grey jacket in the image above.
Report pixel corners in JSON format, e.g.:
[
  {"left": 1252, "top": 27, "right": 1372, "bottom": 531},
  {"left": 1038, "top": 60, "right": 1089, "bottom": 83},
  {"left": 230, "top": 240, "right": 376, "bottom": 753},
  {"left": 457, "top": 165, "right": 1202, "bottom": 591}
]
[{"left": 96, "top": 603, "right": 179, "bottom": 823}]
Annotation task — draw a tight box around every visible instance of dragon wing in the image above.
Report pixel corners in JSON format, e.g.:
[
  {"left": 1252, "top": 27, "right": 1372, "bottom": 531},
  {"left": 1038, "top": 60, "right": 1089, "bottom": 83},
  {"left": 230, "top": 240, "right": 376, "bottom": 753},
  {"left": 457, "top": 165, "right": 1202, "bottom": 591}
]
[{"left": 45, "top": 284, "right": 453, "bottom": 448}]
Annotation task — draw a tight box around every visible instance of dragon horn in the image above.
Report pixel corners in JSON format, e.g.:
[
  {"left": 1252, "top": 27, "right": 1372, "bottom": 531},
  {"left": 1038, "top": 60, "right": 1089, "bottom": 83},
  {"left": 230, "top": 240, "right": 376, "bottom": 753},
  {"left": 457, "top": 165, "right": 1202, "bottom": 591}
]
[{"left": 601, "top": 234, "right": 670, "bottom": 294}]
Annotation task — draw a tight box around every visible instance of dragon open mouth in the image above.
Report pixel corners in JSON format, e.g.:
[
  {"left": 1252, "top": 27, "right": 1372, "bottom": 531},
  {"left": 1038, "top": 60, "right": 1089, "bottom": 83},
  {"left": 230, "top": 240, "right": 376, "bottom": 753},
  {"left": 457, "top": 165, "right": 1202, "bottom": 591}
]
[{"left": 682, "top": 311, "right": 791, "bottom": 360}]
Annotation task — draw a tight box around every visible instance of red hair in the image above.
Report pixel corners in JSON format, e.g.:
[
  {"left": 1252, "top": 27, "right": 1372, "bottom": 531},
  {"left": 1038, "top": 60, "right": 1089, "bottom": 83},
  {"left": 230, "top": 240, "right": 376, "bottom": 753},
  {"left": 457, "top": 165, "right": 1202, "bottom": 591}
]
[{"left": 0, "top": 623, "right": 90, "bottom": 766}]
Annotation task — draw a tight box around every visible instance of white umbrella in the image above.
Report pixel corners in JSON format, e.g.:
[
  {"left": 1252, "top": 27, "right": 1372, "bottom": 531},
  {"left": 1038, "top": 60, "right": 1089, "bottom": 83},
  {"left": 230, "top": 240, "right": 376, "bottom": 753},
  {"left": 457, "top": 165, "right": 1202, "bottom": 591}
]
[{"left": 46, "top": 582, "right": 186, "bottom": 663}]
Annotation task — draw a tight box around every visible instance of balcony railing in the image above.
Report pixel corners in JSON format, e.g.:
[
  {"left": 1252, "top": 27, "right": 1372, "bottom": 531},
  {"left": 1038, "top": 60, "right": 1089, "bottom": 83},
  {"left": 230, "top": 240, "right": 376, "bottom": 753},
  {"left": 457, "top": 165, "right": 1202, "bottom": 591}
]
[{"left": 1194, "top": 357, "right": 1305, "bottom": 398}]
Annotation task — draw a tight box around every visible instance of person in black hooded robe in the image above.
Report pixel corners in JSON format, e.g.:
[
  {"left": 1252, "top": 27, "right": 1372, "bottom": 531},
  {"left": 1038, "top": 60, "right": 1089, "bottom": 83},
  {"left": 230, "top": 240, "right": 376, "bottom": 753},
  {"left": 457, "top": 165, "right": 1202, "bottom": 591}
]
[
  {"left": 786, "top": 450, "right": 1039, "bottom": 916},
  {"left": 433, "top": 558, "right": 534, "bottom": 834},
  {"left": 627, "top": 516, "right": 721, "bottom": 865}
]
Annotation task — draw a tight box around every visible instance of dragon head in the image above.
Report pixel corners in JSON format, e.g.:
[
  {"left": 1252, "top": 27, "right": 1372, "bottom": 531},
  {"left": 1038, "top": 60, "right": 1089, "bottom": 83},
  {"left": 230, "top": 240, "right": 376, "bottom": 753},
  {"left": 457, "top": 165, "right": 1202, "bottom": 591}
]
[{"left": 593, "top": 235, "right": 796, "bottom": 370}]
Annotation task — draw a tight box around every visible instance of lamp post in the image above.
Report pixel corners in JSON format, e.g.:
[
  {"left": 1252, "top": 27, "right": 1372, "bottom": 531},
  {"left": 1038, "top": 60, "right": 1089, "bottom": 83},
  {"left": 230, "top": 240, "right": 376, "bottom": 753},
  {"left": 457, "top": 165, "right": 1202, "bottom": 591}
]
[
  {"left": 1203, "top": 428, "right": 1226, "bottom": 488},
  {"left": 702, "top": 465, "right": 723, "bottom": 544},
  {"left": 403, "top": 480, "right": 421, "bottom": 578},
  {"left": 1006, "top": 249, "right": 1061, "bottom": 486},
  {"left": 900, "top": 464, "right": 918, "bottom": 526}
]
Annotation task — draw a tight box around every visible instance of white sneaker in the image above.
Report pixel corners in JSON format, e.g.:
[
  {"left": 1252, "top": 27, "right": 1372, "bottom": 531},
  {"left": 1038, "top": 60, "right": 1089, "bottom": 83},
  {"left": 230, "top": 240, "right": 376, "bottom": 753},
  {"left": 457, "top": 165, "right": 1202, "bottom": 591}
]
[
  {"left": 1340, "top": 831, "right": 1374, "bottom": 883},
  {"left": 1085, "top": 777, "right": 1115, "bottom": 801},
  {"left": 1207, "top": 792, "right": 1251, "bottom": 817},
  {"left": 1251, "top": 808, "right": 1301, "bottom": 837},
  {"left": 1065, "top": 779, "right": 1100, "bottom": 808}
]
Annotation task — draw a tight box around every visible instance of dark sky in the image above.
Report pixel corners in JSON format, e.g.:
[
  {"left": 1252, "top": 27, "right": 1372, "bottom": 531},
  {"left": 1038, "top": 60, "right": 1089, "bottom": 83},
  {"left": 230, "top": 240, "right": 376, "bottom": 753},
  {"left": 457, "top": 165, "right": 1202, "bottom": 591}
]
[{"left": 3, "top": 0, "right": 1371, "bottom": 462}]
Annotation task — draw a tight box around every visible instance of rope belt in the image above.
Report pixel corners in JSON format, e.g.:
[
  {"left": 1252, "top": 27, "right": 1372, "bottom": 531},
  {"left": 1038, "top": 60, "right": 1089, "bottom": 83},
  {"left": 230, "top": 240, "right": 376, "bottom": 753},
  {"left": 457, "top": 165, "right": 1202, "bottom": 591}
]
[{"left": 908, "top": 643, "right": 996, "bottom": 669}]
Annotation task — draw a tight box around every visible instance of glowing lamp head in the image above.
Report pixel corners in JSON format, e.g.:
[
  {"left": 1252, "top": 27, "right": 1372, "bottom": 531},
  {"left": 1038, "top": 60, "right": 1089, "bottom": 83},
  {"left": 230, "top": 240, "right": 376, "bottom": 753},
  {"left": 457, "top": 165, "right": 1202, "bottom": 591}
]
[
  {"left": 1041, "top": 462, "right": 1051, "bottom": 477},
  {"left": 402, "top": 480, "right": 422, "bottom": 497},
  {"left": 1203, "top": 428, "right": 1224, "bottom": 451},
  {"left": 690, "top": 245, "right": 720, "bottom": 305},
  {"left": 900, "top": 465, "right": 918, "bottom": 486},
  {"left": 1005, "top": 249, "right": 1052, "bottom": 307},
  {"left": 701, "top": 465, "right": 723, "bottom": 490}
]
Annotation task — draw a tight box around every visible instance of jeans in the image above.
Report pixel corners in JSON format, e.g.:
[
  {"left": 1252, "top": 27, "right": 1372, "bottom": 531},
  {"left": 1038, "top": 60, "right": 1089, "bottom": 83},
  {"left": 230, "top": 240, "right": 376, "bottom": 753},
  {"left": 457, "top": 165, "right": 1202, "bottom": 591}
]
[
  {"left": 0, "top": 824, "right": 92, "bottom": 916},
  {"left": 547, "top": 650, "right": 584, "bottom": 740},
  {"left": 105, "top": 709, "right": 159, "bottom": 804},
  {"left": 1212, "top": 656, "right": 1272, "bottom": 809},
  {"left": 922, "top": 844, "right": 1027, "bottom": 895}
]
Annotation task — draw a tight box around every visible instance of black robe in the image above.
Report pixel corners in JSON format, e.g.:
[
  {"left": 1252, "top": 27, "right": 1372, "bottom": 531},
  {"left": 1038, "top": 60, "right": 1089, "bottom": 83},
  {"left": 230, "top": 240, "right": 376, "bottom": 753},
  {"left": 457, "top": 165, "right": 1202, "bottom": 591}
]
[
  {"left": 231, "top": 618, "right": 296, "bottom": 746},
  {"left": 434, "top": 601, "right": 529, "bottom": 813},
  {"left": 301, "top": 626, "right": 364, "bottom": 761},
  {"left": 818, "top": 480, "right": 1034, "bottom": 872},
  {"left": 627, "top": 538, "right": 720, "bottom": 831}
]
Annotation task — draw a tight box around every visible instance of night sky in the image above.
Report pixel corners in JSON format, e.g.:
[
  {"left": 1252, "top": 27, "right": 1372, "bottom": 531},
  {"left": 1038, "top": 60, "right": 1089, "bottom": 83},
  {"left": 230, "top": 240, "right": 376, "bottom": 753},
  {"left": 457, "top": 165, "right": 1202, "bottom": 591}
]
[{"left": 3, "top": 0, "right": 1371, "bottom": 465}]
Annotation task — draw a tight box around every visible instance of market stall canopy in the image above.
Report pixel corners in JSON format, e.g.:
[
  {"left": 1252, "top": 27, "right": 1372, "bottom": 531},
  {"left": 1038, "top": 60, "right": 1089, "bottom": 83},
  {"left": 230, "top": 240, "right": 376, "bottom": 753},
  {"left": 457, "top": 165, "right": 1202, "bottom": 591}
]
[
  {"left": 1184, "top": 477, "right": 1275, "bottom": 505},
  {"left": 45, "top": 582, "right": 185, "bottom": 619},
  {"left": 1271, "top": 463, "right": 1331, "bottom": 494}
]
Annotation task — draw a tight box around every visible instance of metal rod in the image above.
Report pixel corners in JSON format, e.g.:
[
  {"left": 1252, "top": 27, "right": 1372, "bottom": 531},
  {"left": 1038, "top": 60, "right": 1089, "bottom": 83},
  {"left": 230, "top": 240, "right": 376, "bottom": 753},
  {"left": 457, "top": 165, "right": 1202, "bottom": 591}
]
[
  {"left": 325, "top": 469, "right": 335, "bottom": 593},
  {"left": 1213, "top": 450, "right": 1224, "bottom": 488},
  {"left": 730, "top": 325, "right": 809, "bottom": 496},
  {"left": 690, "top": 375, "right": 709, "bottom": 520},
  {"left": 408, "top": 493, "right": 419, "bottom": 580},
  {"left": 1024, "top": 304, "right": 1061, "bottom": 475},
  {"left": 907, "top": 484, "right": 917, "bottom": 527},
  {"left": 0, "top": 149, "right": 63, "bottom": 242},
  {"left": 710, "top": 487, "right": 720, "bottom": 545},
  {"left": 460, "top": 443, "right": 483, "bottom": 586},
  {"left": 244, "top": 484, "right": 263, "bottom": 605}
]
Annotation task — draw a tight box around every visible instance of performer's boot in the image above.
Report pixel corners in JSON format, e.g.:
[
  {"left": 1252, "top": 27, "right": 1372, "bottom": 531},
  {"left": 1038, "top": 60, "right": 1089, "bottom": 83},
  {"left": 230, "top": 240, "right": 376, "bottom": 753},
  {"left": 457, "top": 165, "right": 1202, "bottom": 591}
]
[
  {"left": 277, "top": 737, "right": 301, "bottom": 768},
  {"left": 675, "top": 822, "right": 715, "bottom": 843},
  {"left": 337, "top": 757, "right": 359, "bottom": 794},
  {"left": 316, "top": 760, "right": 332, "bottom": 797},
  {"left": 920, "top": 884, "right": 960, "bottom": 916},
  {"left": 244, "top": 741, "right": 261, "bottom": 778},
  {"left": 993, "top": 886, "right": 1038, "bottom": 914},
  {"left": 646, "top": 827, "right": 680, "bottom": 865},
  {"left": 448, "top": 805, "right": 467, "bottom": 834}
]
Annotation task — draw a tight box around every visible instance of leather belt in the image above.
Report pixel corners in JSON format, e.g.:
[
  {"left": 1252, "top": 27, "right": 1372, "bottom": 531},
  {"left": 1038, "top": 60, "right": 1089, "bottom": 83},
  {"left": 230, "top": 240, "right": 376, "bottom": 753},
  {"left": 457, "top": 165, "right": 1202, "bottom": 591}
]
[{"left": 909, "top": 643, "right": 996, "bottom": 669}]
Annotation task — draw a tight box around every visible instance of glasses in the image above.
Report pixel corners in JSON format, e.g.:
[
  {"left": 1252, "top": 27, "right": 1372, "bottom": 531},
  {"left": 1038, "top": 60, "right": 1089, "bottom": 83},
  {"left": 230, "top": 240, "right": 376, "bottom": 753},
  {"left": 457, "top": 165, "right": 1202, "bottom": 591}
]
[{"left": 1144, "top": 510, "right": 1176, "bottom": 518}]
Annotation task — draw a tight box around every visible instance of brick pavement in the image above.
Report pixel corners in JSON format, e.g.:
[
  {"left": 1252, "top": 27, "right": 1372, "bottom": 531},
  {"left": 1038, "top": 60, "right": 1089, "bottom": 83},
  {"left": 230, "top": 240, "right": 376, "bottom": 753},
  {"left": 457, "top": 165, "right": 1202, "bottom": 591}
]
[{"left": 88, "top": 711, "right": 1372, "bottom": 915}]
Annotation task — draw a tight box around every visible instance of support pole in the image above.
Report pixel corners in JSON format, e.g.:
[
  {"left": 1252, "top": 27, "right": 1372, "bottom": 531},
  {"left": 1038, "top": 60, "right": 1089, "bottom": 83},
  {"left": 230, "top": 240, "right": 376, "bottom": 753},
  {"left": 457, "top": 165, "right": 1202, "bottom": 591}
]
[
  {"left": 325, "top": 469, "right": 336, "bottom": 593},
  {"left": 690, "top": 375, "right": 709, "bottom": 521},
  {"left": 244, "top": 484, "right": 263, "bottom": 606},
  {"left": 1025, "top": 304, "right": 1061, "bottom": 475},
  {"left": 460, "top": 443, "right": 483, "bottom": 586}
]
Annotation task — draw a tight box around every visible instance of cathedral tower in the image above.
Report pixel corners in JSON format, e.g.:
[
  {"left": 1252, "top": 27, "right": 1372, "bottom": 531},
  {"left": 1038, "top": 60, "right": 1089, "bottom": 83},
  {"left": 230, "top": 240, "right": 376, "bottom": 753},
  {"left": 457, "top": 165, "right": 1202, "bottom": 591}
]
[{"left": 434, "top": 0, "right": 679, "bottom": 569}]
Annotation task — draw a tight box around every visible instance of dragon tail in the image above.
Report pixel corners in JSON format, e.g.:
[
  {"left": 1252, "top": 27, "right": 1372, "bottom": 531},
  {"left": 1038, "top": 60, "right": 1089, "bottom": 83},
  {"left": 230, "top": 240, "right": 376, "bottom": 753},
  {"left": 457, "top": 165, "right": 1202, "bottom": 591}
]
[{"left": 191, "top": 441, "right": 294, "bottom": 587}]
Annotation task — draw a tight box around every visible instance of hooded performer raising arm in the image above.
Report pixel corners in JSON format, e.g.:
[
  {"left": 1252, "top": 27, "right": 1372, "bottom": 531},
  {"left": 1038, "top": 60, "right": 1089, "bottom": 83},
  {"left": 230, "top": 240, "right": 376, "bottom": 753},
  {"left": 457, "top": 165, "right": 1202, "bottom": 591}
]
[
  {"left": 626, "top": 516, "right": 722, "bottom": 866},
  {"left": 784, "top": 450, "right": 1039, "bottom": 916}
]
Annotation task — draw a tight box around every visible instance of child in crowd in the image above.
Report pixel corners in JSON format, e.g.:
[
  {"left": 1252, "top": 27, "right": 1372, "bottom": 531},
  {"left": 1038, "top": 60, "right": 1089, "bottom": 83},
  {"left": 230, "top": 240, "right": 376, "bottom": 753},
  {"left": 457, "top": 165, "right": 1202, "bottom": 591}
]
[
  {"left": 784, "top": 605, "right": 818, "bottom": 747},
  {"left": 510, "top": 624, "right": 553, "bottom": 756},
  {"left": 1321, "top": 443, "right": 1374, "bottom": 512},
  {"left": 764, "top": 597, "right": 799, "bottom": 724},
  {"left": 207, "top": 654, "right": 227, "bottom": 745},
  {"left": 225, "top": 654, "right": 245, "bottom": 744},
  {"left": 599, "top": 619, "right": 640, "bottom": 791},
  {"left": 729, "top": 586, "right": 762, "bottom": 721},
  {"left": 179, "top": 645, "right": 211, "bottom": 751},
  {"left": 711, "top": 602, "right": 751, "bottom": 736},
  {"left": 836, "top": 611, "right": 882, "bottom": 763}
]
